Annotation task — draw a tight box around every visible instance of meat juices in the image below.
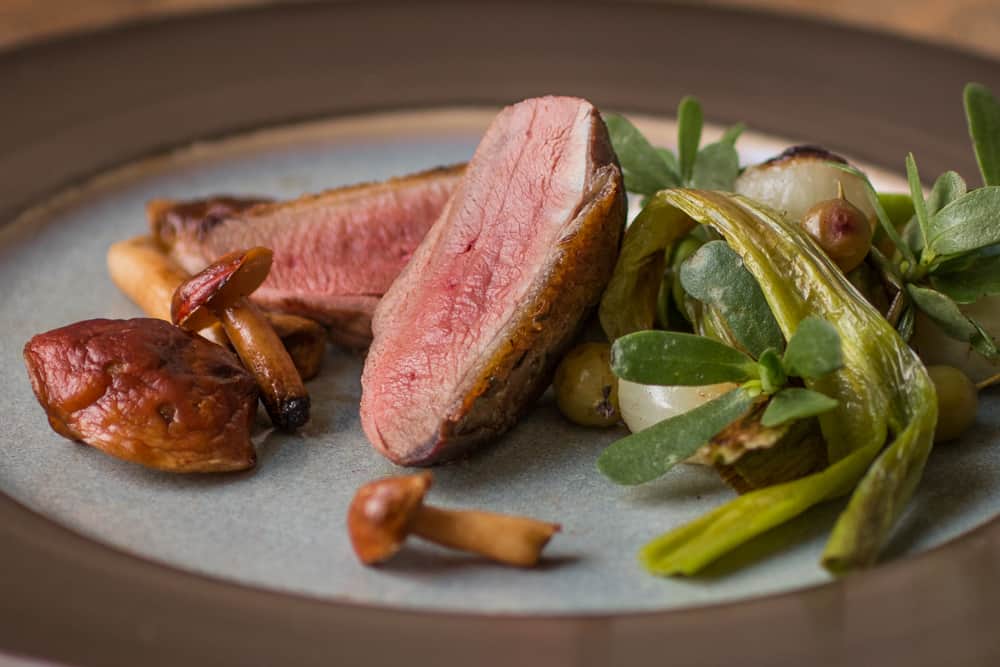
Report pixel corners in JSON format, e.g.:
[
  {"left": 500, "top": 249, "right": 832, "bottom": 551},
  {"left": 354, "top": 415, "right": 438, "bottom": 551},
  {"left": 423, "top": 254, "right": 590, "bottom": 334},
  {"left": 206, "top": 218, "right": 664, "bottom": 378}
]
[
  {"left": 150, "top": 165, "right": 464, "bottom": 348},
  {"left": 360, "top": 96, "right": 625, "bottom": 465},
  {"left": 23, "top": 318, "right": 259, "bottom": 472}
]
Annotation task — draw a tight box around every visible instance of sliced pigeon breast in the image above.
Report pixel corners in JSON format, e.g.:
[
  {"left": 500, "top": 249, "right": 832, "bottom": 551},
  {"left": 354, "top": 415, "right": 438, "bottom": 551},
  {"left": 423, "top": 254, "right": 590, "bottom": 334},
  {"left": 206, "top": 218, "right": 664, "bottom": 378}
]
[
  {"left": 361, "top": 96, "right": 625, "bottom": 465},
  {"left": 149, "top": 165, "right": 464, "bottom": 347}
]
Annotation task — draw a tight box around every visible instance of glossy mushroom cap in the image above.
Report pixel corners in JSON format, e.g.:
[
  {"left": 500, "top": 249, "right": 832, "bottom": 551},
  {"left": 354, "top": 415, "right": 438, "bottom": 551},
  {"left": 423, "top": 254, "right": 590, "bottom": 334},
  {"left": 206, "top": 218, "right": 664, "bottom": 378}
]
[
  {"left": 347, "top": 472, "right": 432, "bottom": 564},
  {"left": 171, "top": 247, "right": 273, "bottom": 330}
]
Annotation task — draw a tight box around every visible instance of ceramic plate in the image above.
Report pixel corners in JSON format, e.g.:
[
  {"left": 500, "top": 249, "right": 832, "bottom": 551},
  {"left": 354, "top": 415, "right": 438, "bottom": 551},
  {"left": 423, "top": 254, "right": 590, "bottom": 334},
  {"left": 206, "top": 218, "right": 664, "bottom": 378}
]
[{"left": 2, "top": 3, "right": 1000, "bottom": 665}]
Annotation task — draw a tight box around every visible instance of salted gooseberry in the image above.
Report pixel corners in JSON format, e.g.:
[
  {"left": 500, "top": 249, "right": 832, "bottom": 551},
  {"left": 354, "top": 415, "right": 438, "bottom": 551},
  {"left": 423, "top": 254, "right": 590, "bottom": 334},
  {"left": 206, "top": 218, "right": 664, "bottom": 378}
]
[
  {"left": 926, "top": 365, "right": 978, "bottom": 443},
  {"left": 800, "top": 186, "right": 873, "bottom": 273},
  {"left": 553, "top": 342, "right": 620, "bottom": 427}
]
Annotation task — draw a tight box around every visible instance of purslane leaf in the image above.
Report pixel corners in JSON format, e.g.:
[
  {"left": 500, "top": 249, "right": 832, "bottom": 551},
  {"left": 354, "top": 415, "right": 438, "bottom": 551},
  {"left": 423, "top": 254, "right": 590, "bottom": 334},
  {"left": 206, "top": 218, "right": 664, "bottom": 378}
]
[
  {"left": 782, "top": 317, "right": 843, "bottom": 380},
  {"left": 677, "top": 96, "right": 703, "bottom": 185},
  {"left": 906, "top": 284, "right": 978, "bottom": 340},
  {"left": 925, "top": 186, "right": 1000, "bottom": 257},
  {"left": 597, "top": 388, "right": 756, "bottom": 485},
  {"left": 656, "top": 147, "right": 680, "bottom": 177},
  {"left": 756, "top": 348, "right": 786, "bottom": 394},
  {"left": 761, "top": 388, "right": 838, "bottom": 427},
  {"left": 930, "top": 245, "right": 1000, "bottom": 303},
  {"left": 610, "top": 331, "right": 759, "bottom": 386},
  {"left": 964, "top": 82, "right": 1000, "bottom": 187},
  {"left": 603, "top": 113, "right": 680, "bottom": 195},
  {"left": 926, "top": 171, "right": 967, "bottom": 215},
  {"left": 907, "top": 171, "right": 967, "bottom": 254},
  {"left": 905, "top": 154, "right": 931, "bottom": 257},
  {"left": 679, "top": 240, "right": 785, "bottom": 358},
  {"left": 690, "top": 140, "right": 741, "bottom": 191},
  {"left": 720, "top": 123, "right": 745, "bottom": 146}
]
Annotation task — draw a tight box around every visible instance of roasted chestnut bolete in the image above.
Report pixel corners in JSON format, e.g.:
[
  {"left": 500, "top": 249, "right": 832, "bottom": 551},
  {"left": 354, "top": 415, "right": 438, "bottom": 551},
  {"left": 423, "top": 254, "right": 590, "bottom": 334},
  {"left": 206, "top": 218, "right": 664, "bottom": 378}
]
[{"left": 23, "top": 318, "right": 258, "bottom": 472}]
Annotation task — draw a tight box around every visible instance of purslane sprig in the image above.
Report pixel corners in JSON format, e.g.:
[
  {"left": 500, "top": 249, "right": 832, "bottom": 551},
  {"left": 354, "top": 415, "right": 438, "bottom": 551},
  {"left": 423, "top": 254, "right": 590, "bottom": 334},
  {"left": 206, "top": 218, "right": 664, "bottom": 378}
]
[
  {"left": 829, "top": 83, "right": 1000, "bottom": 361},
  {"left": 597, "top": 318, "right": 842, "bottom": 485},
  {"left": 603, "top": 96, "right": 744, "bottom": 195}
]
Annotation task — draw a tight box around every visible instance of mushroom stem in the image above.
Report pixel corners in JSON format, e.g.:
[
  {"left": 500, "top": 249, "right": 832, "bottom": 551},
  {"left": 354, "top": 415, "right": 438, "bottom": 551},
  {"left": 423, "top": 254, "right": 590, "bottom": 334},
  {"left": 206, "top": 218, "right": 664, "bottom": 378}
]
[
  {"left": 218, "top": 298, "right": 310, "bottom": 430},
  {"left": 410, "top": 505, "right": 560, "bottom": 567},
  {"left": 109, "top": 236, "right": 325, "bottom": 379}
]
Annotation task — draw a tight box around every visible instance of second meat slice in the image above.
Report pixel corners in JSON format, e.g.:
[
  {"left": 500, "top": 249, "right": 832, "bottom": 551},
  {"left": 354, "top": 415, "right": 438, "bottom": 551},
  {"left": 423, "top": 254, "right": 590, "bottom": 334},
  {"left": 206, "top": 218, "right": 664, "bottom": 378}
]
[{"left": 360, "top": 96, "right": 625, "bottom": 466}]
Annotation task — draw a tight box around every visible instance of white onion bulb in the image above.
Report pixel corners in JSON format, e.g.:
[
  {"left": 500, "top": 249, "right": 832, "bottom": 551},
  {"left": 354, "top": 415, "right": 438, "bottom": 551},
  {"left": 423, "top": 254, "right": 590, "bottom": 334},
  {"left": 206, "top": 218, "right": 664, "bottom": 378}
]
[
  {"left": 618, "top": 379, "right": 737, "bottom": 433},
  {"left": 734, "top": 152, "right": 875, "bottom": 226}
]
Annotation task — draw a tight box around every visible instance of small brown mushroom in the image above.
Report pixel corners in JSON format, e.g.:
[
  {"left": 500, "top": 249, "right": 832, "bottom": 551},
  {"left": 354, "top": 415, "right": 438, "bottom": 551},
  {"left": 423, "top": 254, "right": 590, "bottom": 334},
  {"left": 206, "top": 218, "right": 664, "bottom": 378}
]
[
  {"left": 347, "top": 472, "right": 560, "bottom": 567},
  {"left": 108, "top": 236, "right": 326, "bottom": 380},
  {"left": 172, "top": 247, "right": 310, "bottom": 431},
  {"left": 23, "top": 318, "right": 258, "bottom": 472}
]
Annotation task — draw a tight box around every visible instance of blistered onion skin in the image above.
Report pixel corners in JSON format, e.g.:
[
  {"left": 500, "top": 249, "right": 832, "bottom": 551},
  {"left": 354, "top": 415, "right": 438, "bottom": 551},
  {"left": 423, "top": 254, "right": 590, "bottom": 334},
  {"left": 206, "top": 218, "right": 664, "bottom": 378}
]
[{"left": 618, "top": 379, "right": 737, "bottom": 434}]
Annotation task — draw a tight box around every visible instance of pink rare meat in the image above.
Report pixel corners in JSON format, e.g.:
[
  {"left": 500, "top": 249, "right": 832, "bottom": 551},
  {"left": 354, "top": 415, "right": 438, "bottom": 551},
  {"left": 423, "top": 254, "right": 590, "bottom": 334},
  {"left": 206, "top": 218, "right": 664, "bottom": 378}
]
[{"left": 360, "top": 96, "right": 625, "bottom": 465}]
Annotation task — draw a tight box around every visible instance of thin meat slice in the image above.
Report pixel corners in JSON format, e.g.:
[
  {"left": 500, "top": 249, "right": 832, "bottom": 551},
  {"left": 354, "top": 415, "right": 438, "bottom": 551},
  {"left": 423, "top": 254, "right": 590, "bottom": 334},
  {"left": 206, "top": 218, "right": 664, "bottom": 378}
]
[
  {"left": 149, "top": 165, "right": 464, "bottom": 347},
  {"left": 361, "top": 96, "right": 625, "bottom": 465}
]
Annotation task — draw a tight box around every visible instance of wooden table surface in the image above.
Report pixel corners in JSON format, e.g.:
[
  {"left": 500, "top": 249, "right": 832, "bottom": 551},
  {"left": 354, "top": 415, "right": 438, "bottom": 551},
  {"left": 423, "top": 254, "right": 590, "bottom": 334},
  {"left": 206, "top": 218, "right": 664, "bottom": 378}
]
[{"left": 1, "top": 0, "right": 999, "bottom": 59}]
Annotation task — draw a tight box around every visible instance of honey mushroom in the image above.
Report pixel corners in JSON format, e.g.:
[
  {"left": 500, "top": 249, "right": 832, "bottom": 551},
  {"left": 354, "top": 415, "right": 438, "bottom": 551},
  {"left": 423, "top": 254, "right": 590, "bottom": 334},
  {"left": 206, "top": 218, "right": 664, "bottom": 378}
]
[
  {"left": 108, "top": 236, "right": 325, "bottom": 380},
  {"left": 172, "top": 247, "right": 310, "bottom": 431},
  {"left": 347, "top": 472, "right": 560, "bottom": 567}
]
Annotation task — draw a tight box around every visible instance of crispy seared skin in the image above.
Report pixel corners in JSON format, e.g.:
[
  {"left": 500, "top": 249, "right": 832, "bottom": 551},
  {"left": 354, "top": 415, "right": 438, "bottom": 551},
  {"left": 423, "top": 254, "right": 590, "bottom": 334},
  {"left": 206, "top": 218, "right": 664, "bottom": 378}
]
[{"left": 23, "top": 318, "right": 258, "bottom": 472}]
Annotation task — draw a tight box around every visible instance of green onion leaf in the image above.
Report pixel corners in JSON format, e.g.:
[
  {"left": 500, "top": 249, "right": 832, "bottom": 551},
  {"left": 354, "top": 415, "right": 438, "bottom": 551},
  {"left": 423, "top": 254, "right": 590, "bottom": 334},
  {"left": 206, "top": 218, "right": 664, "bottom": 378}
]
[
  {"left": 611, "top": 330, "right": 760, "bottom": 386},
  {"left": 597, "top": 388, "right": 756, "bottom": 485},
  {"left": 964, "top": 82, "right": 1000, "bottom": 187},
  {"left": 782, "top": 317, "right": 843, "bottom": 380},
  {"left": 599, "top": 195, "right": 696, "bottom": 340},
  {"left": 761, "top": 388, "right": 838, "bottom": 427}
]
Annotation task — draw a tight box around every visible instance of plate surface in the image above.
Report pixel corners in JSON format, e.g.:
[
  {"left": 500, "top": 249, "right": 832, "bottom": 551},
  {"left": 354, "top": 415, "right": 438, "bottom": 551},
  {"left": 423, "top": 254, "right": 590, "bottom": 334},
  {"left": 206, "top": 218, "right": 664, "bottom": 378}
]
[
  {"left": 3, "top": 2, "right": 1000, "bottom": 666},
  {"left": 4, "top": 108, "right": 1000, "bottom": 617}
]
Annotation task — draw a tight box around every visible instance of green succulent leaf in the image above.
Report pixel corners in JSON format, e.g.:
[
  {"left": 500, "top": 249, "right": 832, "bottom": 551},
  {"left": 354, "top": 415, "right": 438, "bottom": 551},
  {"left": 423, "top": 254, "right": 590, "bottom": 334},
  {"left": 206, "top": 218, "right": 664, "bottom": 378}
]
[
  {"left": 603, "top": 113, "right": 681, "bottom": 195},
  {"left": 927, "top": 171, "right": 967, "bottom": 215},
  {"left": 610, "top": 330, "right": 759, "bottom": 386},
  {"left": 782, "top": 317, "right": 844, "bottom": 380},
  {"left": 690, "top": 140, "right": 741, "bottom": 191},
  {"left": 656, "top": 147, "right": 680, "bottom": 178},
  {"left": 679, "top": 240, "right": 785, "bottom": 358},
  {"left": 907, "top": 284, "right": 979, "bottom": 340},
  {"left": 964, "top": 82, "right": 1000, "bottom": 187},
  {"left": 925, "top": 186, "right": 1000, "bottom": 257},
  {"left": 677, "top": 96, "right": 703, "bottom": 185},
  {"left": 906, "top": 285, "right": 999, "bottom": 360},
  {"left": 761, "top": 388, "right": 838, "bottom": 428},
  {"left": 757, "top": 348, "right": 787, "bottom": 394},
  {"left": 930, "top": 245, "right": 1000, "bottom": 303},
  {"left": 905, "top": 154, "right": 931, "bottom": 256},
  {"left": 597, "top": 388, "right": 756, "bottom": 486}
]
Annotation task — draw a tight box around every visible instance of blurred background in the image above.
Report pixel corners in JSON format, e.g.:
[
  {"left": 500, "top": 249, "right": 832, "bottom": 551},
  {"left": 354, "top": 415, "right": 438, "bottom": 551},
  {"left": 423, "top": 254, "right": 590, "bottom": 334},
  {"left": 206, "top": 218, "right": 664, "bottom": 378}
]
[{"left": 1, "top": 0, "right": 999, "bottom": 59}]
